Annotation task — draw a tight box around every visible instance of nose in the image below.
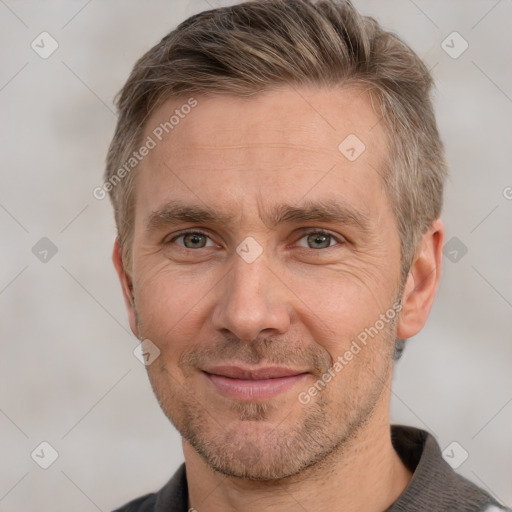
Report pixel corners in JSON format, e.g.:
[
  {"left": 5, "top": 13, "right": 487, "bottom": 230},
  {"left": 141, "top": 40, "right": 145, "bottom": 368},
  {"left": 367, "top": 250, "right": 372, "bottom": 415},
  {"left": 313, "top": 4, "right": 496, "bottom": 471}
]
[{"left": 211, "top": 248, "right": 291, "bottom": 342}]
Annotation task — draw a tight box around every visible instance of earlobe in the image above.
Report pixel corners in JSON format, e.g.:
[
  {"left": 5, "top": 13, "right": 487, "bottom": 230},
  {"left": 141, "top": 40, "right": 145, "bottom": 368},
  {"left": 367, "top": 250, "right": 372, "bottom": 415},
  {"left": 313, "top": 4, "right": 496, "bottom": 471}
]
[
  {"left": 396, "top": 219, "right": 444, "bottom": 340},
  {"left": 112, "top": 238, "right": 139, "bottom": 338}
]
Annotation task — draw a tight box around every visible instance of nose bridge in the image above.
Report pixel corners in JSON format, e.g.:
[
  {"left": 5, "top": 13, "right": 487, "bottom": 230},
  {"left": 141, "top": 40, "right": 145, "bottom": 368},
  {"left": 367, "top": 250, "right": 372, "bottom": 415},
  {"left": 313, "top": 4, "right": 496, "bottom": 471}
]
[
  {"left": 212, "top": 243, "right": 290, "bottom": 341},
  {"left": 232, "top": 254, "right": 265, "bottom": 306}
]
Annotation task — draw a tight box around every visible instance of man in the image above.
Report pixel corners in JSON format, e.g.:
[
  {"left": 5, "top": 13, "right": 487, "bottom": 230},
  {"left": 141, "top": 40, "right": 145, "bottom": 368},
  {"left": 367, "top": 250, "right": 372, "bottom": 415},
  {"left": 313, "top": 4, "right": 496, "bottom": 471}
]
[{"left": 104, "top": 1, "right": 509, "bottom": 510}]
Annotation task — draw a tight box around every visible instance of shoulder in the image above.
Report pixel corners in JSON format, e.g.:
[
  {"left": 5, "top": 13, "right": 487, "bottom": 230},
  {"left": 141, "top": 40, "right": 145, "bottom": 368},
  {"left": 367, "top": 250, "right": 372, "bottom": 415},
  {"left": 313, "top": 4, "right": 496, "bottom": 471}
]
[
  {"left": 389, "top": 426, "right": 511, "bottom": 512},
  {"left": 111, "top": 493, "right": 157, "bottom": 512},
  {"left": 110, "top": 463, "right": 188, "bottom": 512}
]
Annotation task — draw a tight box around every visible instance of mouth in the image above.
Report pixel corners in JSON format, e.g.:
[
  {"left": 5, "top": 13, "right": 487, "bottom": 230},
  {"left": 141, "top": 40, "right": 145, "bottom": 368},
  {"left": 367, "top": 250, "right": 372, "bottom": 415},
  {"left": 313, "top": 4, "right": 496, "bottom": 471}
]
[{"left": 202, "top": 365, "right": 309, "bottom": 401}]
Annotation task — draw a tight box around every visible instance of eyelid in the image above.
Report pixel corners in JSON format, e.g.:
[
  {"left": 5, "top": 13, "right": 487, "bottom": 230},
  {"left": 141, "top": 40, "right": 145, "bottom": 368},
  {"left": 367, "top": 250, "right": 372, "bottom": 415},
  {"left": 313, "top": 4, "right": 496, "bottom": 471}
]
[
  {"left": 165, "top": 229, "right": 216, "bottom": 247},
  {"left": 294, "top": 228, "right": 346, "bottom": 248},
  {"left": 164, "top": 228, "right": 346, "bottom": 249}
]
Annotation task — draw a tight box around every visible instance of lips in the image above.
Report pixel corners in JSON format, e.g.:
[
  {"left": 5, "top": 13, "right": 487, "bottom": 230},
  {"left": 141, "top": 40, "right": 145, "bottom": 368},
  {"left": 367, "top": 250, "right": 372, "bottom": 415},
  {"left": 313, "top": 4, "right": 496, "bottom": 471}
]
[
  {"left": 203, "top": 365, "right": 307, "bottom": 380},
  {"left": 202, "top": 365, "right": 309, "bottom": 401}
]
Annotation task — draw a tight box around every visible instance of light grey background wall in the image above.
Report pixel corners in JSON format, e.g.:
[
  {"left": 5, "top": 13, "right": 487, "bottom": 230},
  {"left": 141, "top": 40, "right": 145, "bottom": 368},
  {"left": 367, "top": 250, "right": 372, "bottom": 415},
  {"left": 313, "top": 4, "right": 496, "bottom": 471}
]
[{"left": 1, "top": 0, "right": 511, "bottom": 510}]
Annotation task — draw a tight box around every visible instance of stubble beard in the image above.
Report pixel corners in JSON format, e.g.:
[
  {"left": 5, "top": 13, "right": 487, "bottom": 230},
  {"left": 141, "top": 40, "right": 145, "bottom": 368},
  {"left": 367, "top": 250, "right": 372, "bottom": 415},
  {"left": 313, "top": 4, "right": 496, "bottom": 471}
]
[{"left": 135, "top": 303, "right": 397, "bottom": 482}]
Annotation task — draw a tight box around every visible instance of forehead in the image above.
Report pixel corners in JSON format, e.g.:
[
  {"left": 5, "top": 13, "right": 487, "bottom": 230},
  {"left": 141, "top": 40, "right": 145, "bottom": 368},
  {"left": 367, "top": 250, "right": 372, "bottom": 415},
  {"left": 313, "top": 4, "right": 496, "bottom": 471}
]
[
  {"left": 142, "top": 85, "right": 386, "bottom": 156},
  {"left": 135, "top": 85, "right": 389, "bottom": 222}
]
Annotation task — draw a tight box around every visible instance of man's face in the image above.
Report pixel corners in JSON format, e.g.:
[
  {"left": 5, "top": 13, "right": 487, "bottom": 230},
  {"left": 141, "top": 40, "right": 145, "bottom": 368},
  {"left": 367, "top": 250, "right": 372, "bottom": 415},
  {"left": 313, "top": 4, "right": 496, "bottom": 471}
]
[{"left": 125, "top": 86, "right": 404, "bottom": 479}]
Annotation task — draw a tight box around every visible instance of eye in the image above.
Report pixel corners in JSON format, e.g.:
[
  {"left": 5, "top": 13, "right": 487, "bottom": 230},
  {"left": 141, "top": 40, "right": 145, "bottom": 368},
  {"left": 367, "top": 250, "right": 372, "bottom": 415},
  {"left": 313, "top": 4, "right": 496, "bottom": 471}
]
[
  {"left": 296, "top": 230, "right": 342, "bottom": 250},
  {"left": 171, "top": 231, "right": 216, "bottom": 249}
]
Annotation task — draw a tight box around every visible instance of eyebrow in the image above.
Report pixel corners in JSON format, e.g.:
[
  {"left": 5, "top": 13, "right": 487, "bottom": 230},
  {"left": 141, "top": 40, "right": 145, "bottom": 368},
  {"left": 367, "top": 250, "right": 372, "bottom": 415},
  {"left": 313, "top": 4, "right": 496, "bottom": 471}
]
[
  {"left": 145, "top": 199, "right": 371, "bottom": 233},
  {"left": 264, "top": 200, "right": 371, "bottom": 233},
  {"left": 145, "top": 202, "right": 228, "bottom": 231}
]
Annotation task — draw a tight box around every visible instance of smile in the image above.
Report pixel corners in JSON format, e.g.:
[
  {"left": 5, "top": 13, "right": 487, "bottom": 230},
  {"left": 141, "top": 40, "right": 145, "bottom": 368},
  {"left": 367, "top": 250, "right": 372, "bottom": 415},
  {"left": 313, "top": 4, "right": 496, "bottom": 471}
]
[{"left": 202, "top": 367, "right": 309, "bottom": 401}]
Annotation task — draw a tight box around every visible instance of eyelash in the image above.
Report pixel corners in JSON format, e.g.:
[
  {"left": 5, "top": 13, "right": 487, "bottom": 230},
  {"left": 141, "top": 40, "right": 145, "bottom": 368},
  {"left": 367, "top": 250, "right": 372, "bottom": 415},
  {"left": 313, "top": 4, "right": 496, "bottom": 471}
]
[
  {"left": 166, "top": 229, "right": 345, "bottom": 249},
  {"left": 295, "top": 229, "right": 345, "bottom": 249}
]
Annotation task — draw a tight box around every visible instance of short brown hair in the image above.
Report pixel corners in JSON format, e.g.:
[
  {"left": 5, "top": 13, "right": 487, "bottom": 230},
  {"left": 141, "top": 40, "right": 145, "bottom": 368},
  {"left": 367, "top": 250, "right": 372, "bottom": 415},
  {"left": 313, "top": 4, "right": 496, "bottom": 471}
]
[{"left": 105, "top": 0, "right": 447, "bottom": 279}]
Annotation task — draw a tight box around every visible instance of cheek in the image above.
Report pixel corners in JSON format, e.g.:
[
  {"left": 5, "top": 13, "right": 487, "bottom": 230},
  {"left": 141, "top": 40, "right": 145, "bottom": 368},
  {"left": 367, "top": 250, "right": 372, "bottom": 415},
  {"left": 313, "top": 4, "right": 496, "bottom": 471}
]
[
  {"left": 318, "top": 317, "right": 396, "bottom": 399},
  {"left": 291, "top": 270, "right": 399, "bottom": 373},
  {"left": 133, "top": 264, "right": 216, "bottom": 352},
  {"left": 289, "top": 264, "right": 393, "bottom": 329}
]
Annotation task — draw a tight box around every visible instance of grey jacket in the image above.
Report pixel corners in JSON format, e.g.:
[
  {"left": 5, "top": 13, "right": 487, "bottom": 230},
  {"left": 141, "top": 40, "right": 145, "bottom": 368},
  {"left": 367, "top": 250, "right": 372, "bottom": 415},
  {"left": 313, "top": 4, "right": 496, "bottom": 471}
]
[{"left": 112, "top": 425, "right": 510, "bottom": 512}]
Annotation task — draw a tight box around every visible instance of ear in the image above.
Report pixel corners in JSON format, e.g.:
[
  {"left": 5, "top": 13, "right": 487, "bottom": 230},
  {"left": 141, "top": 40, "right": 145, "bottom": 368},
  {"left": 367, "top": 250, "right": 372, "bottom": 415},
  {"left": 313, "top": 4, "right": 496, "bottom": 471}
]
[
  {"left": 112, "top": 237, "right": 139, "bottom": 338},
  {"left": 397, "top": 219, "right": 444, "bottom": 339}
]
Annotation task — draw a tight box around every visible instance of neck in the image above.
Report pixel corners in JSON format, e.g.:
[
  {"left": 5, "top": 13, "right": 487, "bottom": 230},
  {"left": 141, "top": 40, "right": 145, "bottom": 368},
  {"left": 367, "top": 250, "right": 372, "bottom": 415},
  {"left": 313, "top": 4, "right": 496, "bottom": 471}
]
[{"left": 184, "top": 394, "right": 411, "bottom": 512}]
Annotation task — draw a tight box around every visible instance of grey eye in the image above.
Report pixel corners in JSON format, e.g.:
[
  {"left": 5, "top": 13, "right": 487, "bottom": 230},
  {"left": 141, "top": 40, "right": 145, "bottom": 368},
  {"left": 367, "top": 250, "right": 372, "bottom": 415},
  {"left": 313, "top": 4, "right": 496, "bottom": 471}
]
[
  {"left": 176, "top": 232, "right": 211, "bottom": 248},
  {"left": 297, "top": 232, "right": 336, "bottom": 249}
]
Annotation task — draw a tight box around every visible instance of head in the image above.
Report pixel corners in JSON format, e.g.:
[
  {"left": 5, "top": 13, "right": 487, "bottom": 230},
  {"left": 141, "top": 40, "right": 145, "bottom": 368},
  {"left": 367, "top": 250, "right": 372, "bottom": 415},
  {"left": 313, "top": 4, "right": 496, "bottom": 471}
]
[{"left": 107, "top": 0, "right": 446, "bottom": 480}]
